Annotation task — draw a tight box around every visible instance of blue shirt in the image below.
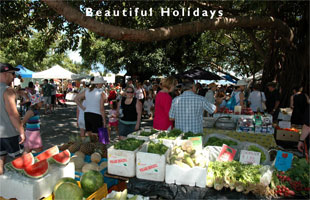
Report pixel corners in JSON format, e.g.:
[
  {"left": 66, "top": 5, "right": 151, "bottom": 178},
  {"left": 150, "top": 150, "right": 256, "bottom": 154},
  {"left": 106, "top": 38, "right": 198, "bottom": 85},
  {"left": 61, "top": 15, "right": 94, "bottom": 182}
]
[{"left": 169, "top": 91, "right": 216, "bottom": 133}]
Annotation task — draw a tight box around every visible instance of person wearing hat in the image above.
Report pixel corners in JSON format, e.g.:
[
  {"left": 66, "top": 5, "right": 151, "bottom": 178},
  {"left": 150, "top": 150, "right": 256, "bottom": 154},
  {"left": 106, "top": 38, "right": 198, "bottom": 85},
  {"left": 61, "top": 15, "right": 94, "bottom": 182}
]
[
  {"left": 74, "top": 76, "right": 107, "bottom": 140},
  {"left": 0, "top": 63, "right": 25, "bottom": 175},
  {"left": 230, "top": 79, "right": 248, "bottom": 108},
  {"left": 21, "top": 94, "right": 44, "bottom": 153},
  {"left": 205, "top": 82, "right": 217, "bottom": 104}
]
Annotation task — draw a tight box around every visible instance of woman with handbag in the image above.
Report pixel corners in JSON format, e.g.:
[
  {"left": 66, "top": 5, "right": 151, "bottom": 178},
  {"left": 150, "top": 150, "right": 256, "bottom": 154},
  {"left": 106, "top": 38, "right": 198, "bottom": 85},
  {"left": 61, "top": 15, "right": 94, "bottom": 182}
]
[
  {"left": 74, "top": 77, "right": 107, "bottom": 141},
  {"left": 248, "top": 84, "right": 266, "bottom": 112},
  {"left": 117, "top": 86, "right": 142, "bottom": 140}
]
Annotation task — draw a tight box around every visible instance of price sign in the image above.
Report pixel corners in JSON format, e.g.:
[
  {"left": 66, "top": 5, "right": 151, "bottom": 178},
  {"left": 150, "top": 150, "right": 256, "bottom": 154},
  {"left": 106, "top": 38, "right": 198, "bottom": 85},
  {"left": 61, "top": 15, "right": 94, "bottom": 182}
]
[
  {"left": 239, "top": 150, "right": 261, "bottom": 165},
  {"left": 275, "top": 151, "right": 293, "bottom": 171},
  {"left": 188, "top": 136, "right": 202, "bottom": 151},
  {"left": 217, "top": 144, "right": 236, "bottom": 162}
]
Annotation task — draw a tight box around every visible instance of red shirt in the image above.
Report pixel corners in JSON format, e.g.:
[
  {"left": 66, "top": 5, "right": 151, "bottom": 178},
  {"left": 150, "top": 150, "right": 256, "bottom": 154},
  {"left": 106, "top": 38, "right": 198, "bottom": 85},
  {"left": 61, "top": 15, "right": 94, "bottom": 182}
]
[{"left": 153, "top": 91, "right": 173, "bottom": 130}]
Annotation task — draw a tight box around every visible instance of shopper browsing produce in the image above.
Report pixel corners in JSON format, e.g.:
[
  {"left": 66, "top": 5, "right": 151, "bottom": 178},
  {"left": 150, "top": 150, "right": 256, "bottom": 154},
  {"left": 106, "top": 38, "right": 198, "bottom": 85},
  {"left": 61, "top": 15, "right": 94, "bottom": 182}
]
[{"left": 169, "top": 78, "right": 216, "bottom": 133}]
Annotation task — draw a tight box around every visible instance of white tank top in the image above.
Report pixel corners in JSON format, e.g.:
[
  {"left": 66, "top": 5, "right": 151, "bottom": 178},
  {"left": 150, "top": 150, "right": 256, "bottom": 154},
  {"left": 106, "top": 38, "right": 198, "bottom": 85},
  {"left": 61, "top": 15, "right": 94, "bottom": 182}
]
[{"left": 84, "top": 88, "right": 104, "bottom": 115}]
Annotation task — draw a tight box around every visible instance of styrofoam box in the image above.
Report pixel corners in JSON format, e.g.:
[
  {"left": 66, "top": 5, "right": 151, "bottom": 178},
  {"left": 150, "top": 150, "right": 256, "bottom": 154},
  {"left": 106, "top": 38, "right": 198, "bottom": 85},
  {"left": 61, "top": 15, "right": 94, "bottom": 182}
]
[
  {"left": 164, "top": 140, "right": 207, "bottom": 188},
  {"left": 0, "top": 162, "right": 75, "bottom": 200},
  {"left": 152, "top": 131, "right": 182, "bottom": 147},
  {"left": 165, "top": 164, "right": 207, "bottom": 188},
  {"left": 136, "top": 142, "right": 170, "bottom": 182},
  {"left": 108, "top": 145, "right": 142, "bottom": 177},
  {"left": 127, "top": 129, "right": 157, "bottom": 141}
]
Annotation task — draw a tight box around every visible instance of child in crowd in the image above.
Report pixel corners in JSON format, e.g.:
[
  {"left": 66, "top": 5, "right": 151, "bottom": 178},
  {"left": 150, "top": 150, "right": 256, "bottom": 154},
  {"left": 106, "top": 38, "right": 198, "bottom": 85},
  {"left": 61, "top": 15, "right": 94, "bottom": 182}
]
[
  {"left": 22, "top": 94, "right": 43, "bottom": 153},
  {"left": 76, "top": 97, "right": 86, "bottom": 139},
  {"left": 108, "top": 100, "right": 119, "bottom": 138},
  {"left": 143, "top": 95, "right": 154, "bottom": 119}
]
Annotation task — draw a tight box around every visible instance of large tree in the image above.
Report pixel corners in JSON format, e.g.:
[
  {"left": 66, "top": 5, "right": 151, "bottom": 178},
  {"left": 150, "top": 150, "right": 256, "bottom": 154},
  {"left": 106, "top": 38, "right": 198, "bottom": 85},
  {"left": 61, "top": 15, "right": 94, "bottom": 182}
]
[{"left": 1, "top": 1, "right": 308, "bottom": 106}]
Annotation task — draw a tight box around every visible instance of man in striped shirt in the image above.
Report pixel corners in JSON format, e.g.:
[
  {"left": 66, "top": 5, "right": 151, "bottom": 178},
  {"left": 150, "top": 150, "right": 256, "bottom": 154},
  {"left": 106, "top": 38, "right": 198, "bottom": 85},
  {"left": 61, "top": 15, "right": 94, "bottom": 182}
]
[{"left": 169, "top": 78, "right": 216, "bottom": 133}]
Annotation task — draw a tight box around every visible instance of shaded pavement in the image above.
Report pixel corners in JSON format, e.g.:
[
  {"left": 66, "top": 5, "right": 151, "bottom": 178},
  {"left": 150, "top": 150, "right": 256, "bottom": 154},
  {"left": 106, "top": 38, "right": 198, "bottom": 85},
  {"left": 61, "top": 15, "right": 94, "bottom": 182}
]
[{"left": 40, "top": 102, "right": 153, "bottom": 150}]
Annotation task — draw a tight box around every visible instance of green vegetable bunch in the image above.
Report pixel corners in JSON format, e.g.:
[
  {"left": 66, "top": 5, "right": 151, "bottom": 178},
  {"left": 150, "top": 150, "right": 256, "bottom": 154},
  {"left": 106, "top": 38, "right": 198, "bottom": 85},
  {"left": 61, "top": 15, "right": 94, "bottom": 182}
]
[
  {"left": 182, "top": 132, "right": 203, "bottom": 139},
  {"left": 140, "top": 131, "right": 155, "bottom": 136},
  {"left": 157, "top": 129, "right": 183, "bottom": 139},
  {"left": 150, "top": 129, "right": 159, "bottom": 134},
  {"left": 247, "top": 145, "right": 266, "bottom": 162},
  {"left": 207, "top": 161, "right": 262, "bottom": 192},
  {"left": 147, "top": 141, "right": 168, "bottom": 155},
  {"left": 205, "top": 137, "right": 238, "bottom": 147},
  {"left": 114, "top": 138, "right": 144, "bottom": 151}
]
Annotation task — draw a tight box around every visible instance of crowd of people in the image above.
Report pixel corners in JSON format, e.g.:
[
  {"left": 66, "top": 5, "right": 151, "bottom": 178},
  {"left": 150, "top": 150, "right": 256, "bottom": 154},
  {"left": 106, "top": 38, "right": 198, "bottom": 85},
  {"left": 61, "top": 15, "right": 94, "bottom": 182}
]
[{"left": 0, "top": 62, "right": 309, "bottom": 176}]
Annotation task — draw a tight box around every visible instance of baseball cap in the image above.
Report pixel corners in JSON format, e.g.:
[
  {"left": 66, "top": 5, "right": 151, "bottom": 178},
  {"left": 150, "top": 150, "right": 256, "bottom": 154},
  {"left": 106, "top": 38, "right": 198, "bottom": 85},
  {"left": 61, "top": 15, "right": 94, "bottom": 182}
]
[{"left": 0, "top": 63, "right": 20, "bottom": 73}]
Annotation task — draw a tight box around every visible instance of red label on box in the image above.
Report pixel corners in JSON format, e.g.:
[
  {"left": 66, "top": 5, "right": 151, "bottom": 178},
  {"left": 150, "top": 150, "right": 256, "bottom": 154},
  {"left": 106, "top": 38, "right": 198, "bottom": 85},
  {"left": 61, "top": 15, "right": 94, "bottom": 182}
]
[
  {"left": 217, "top": 144, "right": 237, "bottom": 162},
  {"left": 139, "top": 164, "right": 158, "bottom": 172},
  {"left": 110, "top": 158, "right": 127, "bottom": 164}
]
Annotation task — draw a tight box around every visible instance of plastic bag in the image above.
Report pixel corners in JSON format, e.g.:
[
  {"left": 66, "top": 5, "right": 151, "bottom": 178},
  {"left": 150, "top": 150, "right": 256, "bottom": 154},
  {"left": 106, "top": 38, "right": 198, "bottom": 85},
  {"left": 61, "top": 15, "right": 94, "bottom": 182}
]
[
  {"left": 259, "top": 165, "right": 273, "bottom": 186},
  {"left": 98, "top": 127, "right": 109, "bottom": 144},
  {"left": 240, "top": 142, "right": 270, "bottom": 165}
]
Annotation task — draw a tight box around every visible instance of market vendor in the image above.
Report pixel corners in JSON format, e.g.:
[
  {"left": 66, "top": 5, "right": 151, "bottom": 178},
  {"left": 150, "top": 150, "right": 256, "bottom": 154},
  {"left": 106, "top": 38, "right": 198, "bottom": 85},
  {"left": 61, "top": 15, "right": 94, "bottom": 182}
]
[{"left": 169, "top": 78, "right": 216, "bottom": 133}]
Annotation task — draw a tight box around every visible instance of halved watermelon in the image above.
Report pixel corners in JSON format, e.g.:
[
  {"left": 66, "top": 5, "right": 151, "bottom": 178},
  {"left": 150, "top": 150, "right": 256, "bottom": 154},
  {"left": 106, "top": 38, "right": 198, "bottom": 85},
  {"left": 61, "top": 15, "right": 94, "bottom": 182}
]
[
  {"left": 23, "top": 159, "right": 49, "bottom": 178},
  {"left": 50, "top": 150, "right": 71, "bottom": 165},
  {"left": 10, "top": 152, "right": 35, "bottom": 171},
  {"left": 36, "top": 146, "right": 59, "bottom": 161}
]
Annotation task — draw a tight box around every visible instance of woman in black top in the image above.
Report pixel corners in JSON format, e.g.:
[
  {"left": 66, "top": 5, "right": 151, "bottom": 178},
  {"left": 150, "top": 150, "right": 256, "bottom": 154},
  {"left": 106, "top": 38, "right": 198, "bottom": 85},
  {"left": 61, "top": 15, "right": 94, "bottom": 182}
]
[
  {"left": 117, "top": 86, "right": 142, "bottom": 139},
  {"left": 291, "top": 86, "right": 309, "bottom": 125}
]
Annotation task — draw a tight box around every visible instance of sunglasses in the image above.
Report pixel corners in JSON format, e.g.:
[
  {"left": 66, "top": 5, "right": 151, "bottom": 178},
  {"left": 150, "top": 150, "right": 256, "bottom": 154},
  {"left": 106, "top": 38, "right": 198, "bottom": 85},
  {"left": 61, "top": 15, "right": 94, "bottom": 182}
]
[{"left": 126, "top": 91, "right": 134, "bottom": 93}]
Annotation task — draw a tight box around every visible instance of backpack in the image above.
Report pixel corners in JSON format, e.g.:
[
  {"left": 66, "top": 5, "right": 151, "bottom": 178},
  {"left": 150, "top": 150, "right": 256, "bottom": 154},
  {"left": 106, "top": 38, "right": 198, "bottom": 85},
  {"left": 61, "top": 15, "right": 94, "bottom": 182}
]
[{"left": 225, "top": 93, "right": 239, "bottom": 110}]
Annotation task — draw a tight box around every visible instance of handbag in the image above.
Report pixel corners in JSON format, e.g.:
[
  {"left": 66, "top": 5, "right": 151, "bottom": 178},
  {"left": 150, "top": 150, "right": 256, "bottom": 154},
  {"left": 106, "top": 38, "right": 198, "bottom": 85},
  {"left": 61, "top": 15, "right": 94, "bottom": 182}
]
[
  {"left": 98, "top": 127, "right": 109, "bottom": 144},
  {"left": 261, "top": 92, "right": 267, "bottom": 111}
]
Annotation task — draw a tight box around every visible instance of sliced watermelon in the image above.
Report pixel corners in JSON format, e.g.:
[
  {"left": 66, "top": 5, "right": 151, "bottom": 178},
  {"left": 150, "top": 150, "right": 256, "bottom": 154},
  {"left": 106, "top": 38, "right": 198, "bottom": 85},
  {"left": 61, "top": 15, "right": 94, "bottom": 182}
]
[
  {"left": 10, "top": 153, "right": 35, "bottom": 171},
  {"left": 23, "top": 159, "right": 49, "bottom": 178},
  {"left": 36, "top": 146, "right": 59, "bottom": 161},
  {"left": 51, "top": 150, "right": 71, "bottom": 165}
]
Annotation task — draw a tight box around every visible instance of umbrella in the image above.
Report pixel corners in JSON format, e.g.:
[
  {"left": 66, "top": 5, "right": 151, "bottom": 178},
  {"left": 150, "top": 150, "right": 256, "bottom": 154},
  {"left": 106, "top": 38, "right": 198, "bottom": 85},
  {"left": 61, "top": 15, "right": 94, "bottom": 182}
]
[
  {"left": 176, "top": 67, "right": 223, "bottom": 80},
  {"left": 16, "top": 65, "right": 34, "bottom": 78}
]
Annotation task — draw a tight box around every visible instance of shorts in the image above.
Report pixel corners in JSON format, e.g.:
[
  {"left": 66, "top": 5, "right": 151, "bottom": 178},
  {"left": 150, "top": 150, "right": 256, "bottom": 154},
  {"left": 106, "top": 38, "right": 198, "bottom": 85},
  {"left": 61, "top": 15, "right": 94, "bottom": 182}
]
[
  {"left": 84, "top": 112, "right": 103, "bottom": 133},
  {"left": 78, "top": 116, "right": 85, "bottom": 129},
  {"left": 43, "top": 96, "right": 51, "bottom": 105},
  {"left": 118, "top": 121, "right": 136, "bottom": 137},
  {"left": 0, "top": 136, "right": 24, "bottom": 157},
  {"left": 109, "top": 121, "right": 118, "bottom": 127},
  {"left": 24, "top": 130, "right": 43, "bottom": 150},
  {"left": 51, "top": 95, "right": 56, "bottom": 105}
]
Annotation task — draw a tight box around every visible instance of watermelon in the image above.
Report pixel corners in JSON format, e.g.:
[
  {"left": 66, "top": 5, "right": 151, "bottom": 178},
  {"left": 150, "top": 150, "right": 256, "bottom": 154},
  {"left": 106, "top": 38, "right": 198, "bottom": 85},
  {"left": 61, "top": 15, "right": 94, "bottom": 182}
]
[
  {"left": 36, "top": 146, "right": 59, "bottom": 161},
  {"left": 50, "top": 150, "right": 71, "bottom": 165},
  {"left": 23, "top": 159, "right": 49, "bottom": 178},
  {"left": 81, "top": 170, "right": 104, "bottom": 194},
  {"left": 10, "top": 152, "right": 35, "bottom": 171},
  {"left": 53, "top": 177, "right": 78, "bottom": 193},
  {"left": 54, "top": 182, "right": 83, "bottom": 200}
]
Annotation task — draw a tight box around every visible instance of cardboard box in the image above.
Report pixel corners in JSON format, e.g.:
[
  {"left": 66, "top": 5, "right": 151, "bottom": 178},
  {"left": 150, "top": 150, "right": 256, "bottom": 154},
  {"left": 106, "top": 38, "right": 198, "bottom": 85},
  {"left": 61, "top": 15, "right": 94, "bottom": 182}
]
[
  {"left": 127, "top": 129, "right": 157, "bottom": 141},
  {"left": 276, "top": 130, "right": 300, "bottom": 142},
  {"left": 136, "top": 142, "right": 170, "bottom": 182},
  {"left": 108, "top": 145, "right": 143, "bottom": 177}
]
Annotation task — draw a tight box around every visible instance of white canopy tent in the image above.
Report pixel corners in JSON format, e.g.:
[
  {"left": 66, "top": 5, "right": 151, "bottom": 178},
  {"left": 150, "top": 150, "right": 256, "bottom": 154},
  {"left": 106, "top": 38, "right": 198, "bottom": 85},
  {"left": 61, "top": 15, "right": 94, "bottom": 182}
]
[{"left": 32, "top": 65, "right": 76, "bottom": 79}]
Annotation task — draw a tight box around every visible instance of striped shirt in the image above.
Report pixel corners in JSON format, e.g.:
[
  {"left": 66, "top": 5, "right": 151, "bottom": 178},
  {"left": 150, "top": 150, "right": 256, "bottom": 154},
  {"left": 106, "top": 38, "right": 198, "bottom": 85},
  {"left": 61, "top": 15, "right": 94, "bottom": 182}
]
[
  {"left": 169, "top": 91, "right": 216, "bottom": 133},
  {"left": 26, "top": 109, "right": 40, "bottom": 131}
]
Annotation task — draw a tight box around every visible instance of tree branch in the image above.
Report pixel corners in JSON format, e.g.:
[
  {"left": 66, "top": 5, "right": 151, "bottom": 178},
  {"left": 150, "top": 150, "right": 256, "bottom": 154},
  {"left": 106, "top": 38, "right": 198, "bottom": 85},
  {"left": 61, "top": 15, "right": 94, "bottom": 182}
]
[
  {"left": 43, "top": 0, "right": 294, "bottom": 43},
  {"left": 244, "top": 29, "right": 266, "bottom": 58}
]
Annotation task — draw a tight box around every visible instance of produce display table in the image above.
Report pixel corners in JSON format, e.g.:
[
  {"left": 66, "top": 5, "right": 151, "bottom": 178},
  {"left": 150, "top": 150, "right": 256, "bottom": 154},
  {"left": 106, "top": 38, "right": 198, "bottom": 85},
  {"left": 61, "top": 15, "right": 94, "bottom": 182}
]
[
  {"left": 204, "top": 128, "right": 277, "bottom": 149},
  {"left": 127, "top": 177, "right": 263, "bottom": 200}
]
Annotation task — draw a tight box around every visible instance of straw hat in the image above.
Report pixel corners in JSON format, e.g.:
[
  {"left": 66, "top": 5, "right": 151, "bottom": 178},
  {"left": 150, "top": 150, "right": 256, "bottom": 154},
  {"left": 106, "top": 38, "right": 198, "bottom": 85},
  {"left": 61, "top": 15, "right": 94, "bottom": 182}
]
[
  {"left": 208, "top": 82, "right": 217, "bottom": 88},
  {"left": 235, "top": 79, "right": 247, "bottom": 86},
  {"left": 91, "top": 77, "right": 105, "bottom": 84}
]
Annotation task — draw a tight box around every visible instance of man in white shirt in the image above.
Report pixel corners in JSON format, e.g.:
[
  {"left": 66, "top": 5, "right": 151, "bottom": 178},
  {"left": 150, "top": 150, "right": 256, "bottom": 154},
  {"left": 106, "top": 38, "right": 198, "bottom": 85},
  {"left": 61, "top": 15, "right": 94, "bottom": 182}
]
[
  {"left": 248, "top": 84, "right": 266, "bottom": 112},
  {"left": 205, "top": 82, "right": 217, "bottom": 104}
]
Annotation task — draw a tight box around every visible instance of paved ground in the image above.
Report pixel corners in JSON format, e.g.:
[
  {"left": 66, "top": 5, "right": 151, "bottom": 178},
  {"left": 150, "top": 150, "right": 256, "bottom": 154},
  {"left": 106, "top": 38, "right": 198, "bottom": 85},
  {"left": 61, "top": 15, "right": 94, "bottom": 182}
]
[{"left": 40, "top": 102, "right": 153, "bottom": 150}]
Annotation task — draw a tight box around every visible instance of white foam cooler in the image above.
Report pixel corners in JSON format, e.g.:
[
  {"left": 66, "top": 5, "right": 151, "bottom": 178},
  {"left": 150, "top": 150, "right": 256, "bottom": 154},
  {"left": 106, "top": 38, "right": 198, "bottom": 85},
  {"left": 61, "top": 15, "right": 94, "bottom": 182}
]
[{"left": 0, "top": 162, "right": 75, "bottom": 200}]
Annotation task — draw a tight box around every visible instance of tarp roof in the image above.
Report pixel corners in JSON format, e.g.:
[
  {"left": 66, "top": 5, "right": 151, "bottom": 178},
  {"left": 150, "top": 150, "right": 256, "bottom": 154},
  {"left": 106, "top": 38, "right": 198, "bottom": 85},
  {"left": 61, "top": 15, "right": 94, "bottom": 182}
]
[
  {"left": 175, "top": 67, "right": 223, "bottom": 80},
  {"left": 16, "top": 65, "right": 34, "bottom": 78},
  {"left": 32, "top": 65, "right": 76, "bottom": 79}
]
